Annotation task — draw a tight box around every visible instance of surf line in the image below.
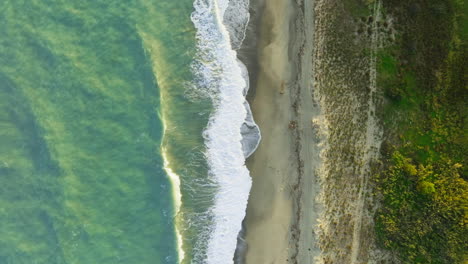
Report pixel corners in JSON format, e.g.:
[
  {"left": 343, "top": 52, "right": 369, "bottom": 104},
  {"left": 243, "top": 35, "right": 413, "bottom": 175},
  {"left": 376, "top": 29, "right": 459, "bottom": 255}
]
[{"left": 161, "top": 143, "right": 185, "bottom": 263}]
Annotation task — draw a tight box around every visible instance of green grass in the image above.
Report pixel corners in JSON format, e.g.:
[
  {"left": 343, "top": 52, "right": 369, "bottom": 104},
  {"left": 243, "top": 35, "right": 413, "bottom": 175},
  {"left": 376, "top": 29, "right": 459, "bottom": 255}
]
[
  {"left": 374, "top": 0, "right": 468, "bottom": 262},
  {"left": 346, "top": 0, "right": 372, "bottom": 17}
]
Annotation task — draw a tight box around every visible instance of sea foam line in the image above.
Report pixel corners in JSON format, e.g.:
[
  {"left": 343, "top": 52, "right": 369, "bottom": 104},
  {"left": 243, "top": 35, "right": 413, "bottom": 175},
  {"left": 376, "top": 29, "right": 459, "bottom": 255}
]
[
  {"left": 138, "top": 29, "right": 186, "bottom": 262},
  {"left": 191, "top": 0, "right": 255, "bottom": 263},
  {"left": 161, "top": 146, "right": 185, "bottom": 263}
]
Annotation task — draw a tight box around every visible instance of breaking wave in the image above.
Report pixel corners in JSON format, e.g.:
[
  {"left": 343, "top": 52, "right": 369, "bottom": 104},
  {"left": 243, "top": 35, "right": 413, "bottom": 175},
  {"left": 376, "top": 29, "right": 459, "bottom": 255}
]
[{"left": 190, "top": 0, "right": 259, "bottom": 262}]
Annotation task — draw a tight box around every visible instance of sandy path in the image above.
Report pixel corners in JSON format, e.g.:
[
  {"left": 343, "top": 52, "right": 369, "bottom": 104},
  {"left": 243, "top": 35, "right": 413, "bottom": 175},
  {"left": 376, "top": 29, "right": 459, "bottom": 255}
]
[{"left": 349, "top": 1, "right": 383, "bottom": 262}]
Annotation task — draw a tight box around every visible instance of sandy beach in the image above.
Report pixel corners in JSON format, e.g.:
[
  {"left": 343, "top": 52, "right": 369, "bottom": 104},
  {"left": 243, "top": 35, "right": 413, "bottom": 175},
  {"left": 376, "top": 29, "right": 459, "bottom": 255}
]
[
  {"left": 238, "top": 0, "right": 396, "bottom": 263},
  {"left": 238, "top": 0, "right": 321, "bottom": 263}
]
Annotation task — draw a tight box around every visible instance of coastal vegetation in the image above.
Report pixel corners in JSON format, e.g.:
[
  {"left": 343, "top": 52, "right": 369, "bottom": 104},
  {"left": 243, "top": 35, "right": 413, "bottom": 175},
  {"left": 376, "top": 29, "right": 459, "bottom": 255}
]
[{"left": 374, "top": 0, "right": 467, "bottom": 262}]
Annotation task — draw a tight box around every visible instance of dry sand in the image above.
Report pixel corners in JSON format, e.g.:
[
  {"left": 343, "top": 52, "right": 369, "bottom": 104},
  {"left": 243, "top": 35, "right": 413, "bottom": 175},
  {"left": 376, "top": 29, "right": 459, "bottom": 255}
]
[{"left": 240, "top": 0, "right": 321, "bottom": 263}]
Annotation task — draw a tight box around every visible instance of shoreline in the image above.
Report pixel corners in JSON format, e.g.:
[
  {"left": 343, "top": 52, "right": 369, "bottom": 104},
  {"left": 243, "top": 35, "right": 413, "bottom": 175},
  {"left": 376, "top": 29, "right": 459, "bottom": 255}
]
[{"left": 237, "top": 0, "right": 321, "bottom": 263}]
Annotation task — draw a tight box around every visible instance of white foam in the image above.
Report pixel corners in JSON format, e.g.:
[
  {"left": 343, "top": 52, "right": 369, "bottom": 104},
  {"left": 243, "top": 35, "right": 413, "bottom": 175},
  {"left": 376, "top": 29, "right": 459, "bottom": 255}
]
[
  {"left": 191, "top": 0, "right": 255, "bottom": 263},
  {"left": 161, "top": 147, "right": 185, "bottom": 263}
]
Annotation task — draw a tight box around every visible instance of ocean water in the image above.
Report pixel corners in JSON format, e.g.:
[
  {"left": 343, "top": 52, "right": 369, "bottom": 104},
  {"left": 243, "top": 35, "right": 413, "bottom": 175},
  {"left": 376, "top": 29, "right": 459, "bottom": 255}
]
[{"left": 0, "top": 0, "right": 256, "bottom": 263}]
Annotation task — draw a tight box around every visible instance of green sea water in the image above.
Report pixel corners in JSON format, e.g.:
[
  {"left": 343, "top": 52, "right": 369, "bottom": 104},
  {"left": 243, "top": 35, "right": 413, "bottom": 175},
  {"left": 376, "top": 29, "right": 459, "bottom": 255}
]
[{"left": 0, "top": 1, "right": 208, "bottom": 263}]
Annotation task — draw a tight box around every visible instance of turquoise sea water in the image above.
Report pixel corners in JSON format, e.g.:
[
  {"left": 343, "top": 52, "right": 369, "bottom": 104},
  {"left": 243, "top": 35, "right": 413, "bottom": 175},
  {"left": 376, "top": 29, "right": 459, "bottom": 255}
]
[
  {"left": 0, "top": 1, "right": 197, "bottom": 263},
  {"left": 0, "top": 1, "right": 255, "bottom": 263}
]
